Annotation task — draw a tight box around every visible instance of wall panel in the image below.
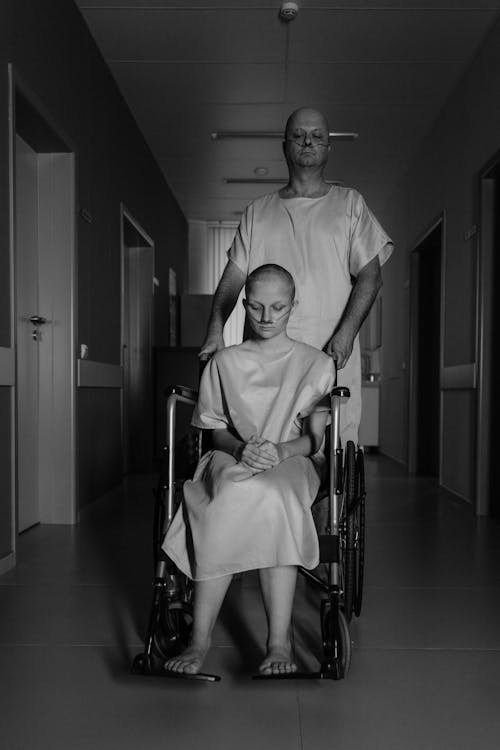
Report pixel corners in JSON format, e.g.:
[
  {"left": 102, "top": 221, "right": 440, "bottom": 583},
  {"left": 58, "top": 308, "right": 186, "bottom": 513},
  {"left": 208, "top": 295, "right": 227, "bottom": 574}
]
[{"left": 441, "top": 391, "right": 476, "bottom": 502}]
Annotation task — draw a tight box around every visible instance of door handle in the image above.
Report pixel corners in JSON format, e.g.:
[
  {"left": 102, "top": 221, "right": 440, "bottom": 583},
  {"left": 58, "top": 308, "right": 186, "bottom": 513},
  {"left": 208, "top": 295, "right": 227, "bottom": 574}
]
[{"left": 29, "top": 315, "right": 47, "bottom": 326}]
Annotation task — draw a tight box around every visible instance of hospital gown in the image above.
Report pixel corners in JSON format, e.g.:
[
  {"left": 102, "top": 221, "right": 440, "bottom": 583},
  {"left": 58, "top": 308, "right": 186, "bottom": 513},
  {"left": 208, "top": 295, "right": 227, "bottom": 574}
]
[
  {"left": 227, "top": 186, "right": 394, "bottom": 443},
  {"left": 163, "top": 340, "right": 336, "bottom": 581}
]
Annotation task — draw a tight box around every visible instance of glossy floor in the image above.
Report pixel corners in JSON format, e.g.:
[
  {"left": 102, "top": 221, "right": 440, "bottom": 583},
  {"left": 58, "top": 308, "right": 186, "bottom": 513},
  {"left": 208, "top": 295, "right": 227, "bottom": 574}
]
[{"left": 2, "top": 455, "right": 500, "bottom": 750}]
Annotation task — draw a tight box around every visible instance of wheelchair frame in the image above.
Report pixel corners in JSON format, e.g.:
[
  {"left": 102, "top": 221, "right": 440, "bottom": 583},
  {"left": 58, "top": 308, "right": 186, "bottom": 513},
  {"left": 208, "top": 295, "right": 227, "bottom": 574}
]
[{"left": 132, "top": 380, "right": 366, "bottom": 682}]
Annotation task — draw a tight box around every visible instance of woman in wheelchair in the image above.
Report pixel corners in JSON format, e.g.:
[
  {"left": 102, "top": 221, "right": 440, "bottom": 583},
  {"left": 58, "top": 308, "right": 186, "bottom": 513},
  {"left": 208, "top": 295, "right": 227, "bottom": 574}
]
[{"left": 163, "top": 263, "right": 335, "bottom": 677}]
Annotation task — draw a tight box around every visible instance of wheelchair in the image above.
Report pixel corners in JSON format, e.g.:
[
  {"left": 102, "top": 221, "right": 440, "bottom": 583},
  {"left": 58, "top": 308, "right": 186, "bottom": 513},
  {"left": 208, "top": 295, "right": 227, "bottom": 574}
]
[{"left": 132, "top": 372, "right": 366, "bottom": 682}]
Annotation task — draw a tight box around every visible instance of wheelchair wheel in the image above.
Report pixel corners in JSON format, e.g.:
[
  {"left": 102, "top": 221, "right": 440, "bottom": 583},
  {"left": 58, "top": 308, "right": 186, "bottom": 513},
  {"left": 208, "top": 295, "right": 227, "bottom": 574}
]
[
  {"left": 152, "top": 476, "right": 183, "bottom": 569},
  {"left": 341, "top": 441, "right": 357, "bottom": 621},
  {"left": 353, "top": 448, "right": 366, "bottom": 618},
  {"left": 153, "top": 597, "right": 194, "bottom": 659},
  {"left": 321, "top": 601, "right": 352, "bottom": 678}
]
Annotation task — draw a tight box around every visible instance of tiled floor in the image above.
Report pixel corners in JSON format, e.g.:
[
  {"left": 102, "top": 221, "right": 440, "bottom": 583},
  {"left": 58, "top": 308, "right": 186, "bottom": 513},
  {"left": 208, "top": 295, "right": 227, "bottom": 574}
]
[{"left": 2, "top": 455, "right": 500, "bottom": 750}]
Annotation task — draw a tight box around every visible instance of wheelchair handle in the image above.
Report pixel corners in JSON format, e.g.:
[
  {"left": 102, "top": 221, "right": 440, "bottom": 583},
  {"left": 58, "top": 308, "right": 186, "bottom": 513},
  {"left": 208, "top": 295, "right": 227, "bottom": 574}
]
[
  {"left": 331, "top": 386, "right": 350, "bottom": 398},
  {"left": 164, "top": 384, "right": 199, "bottom": 401}
]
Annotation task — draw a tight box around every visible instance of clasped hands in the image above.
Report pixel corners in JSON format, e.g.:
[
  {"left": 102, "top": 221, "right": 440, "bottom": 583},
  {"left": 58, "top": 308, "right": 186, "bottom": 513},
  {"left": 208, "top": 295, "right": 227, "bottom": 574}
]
[{"left": 235, "top": 435, "right": 286, "bottom": 474}]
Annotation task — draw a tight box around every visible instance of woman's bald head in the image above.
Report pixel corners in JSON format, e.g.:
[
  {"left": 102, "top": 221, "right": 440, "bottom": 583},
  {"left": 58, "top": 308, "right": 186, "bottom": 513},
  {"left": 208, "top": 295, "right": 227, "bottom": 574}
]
[{"left": 245, "top": 264, "right": 295, "bottom": 302}]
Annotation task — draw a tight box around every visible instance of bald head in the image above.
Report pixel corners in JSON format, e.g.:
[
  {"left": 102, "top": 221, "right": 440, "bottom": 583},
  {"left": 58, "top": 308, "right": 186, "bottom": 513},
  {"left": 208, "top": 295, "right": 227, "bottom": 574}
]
[
  {"left": 245, "top": 264, "right": 295, "bottom": 302},
  {"left": 284, "top": 108, "right": 330, "bottom": 140}
]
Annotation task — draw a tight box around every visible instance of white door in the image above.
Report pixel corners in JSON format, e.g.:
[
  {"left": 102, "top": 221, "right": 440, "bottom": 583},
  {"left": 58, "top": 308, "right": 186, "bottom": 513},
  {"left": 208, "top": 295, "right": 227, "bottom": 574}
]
[
  {"left": 15, "top": 135, "right": 40, "bottom": 531},
  {"left": 14, "top": 133, "right": 76, "bottom": 529}
]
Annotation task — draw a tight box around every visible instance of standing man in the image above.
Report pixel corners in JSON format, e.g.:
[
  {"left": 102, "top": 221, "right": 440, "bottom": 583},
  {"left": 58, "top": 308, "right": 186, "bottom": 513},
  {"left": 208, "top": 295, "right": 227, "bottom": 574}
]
[{"left": 200, "top": 107, "right": 393, "bottom": 444}]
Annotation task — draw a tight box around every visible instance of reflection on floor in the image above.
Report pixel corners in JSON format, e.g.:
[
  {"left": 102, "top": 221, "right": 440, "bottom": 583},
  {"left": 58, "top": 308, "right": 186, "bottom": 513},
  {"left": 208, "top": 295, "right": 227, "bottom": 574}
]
[{"left": 1, "top": 455, "right": 500, "bottom": 750}]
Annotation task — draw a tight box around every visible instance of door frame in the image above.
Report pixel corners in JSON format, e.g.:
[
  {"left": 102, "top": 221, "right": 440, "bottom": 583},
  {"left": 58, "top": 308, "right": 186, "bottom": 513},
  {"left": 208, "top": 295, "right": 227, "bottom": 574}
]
[
  {"left": 8, "top": 64, "right": 77, "bottom": 537},
  {"left": 407, "top": 213, "right": 446, "bottom": 479},
  {"left": 476, "top": 150, "right": 500, "bottom": 516},
  {"left": 120, "top": 204, "right": 154, "bottom": 474}
]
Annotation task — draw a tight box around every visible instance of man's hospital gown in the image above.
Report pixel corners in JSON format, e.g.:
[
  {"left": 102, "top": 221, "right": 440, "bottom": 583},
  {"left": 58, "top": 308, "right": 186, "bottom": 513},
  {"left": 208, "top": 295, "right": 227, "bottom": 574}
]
[
  {"left": 228, "top": 186, "right": 394, "bottom": 444},
  {"left": 163, "top": 341, "right": 335, "bottom": 581}
]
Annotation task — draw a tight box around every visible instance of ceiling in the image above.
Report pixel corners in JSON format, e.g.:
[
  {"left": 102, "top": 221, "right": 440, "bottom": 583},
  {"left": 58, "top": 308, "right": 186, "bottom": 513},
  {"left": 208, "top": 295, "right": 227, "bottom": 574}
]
[{"left": 75, "top": 0, "right": 500, "bottom": 222}]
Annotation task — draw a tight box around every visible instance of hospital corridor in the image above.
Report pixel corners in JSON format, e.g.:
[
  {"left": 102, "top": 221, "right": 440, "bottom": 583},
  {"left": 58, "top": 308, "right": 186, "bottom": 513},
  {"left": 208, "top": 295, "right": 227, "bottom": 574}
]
[{"left": 1, "top": 1, "right": 500, "bottom": 748}]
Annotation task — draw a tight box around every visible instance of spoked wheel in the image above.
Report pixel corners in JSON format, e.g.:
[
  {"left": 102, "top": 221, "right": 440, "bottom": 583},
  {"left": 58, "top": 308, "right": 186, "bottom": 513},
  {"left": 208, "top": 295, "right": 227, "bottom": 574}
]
[
  {"left": 340, "top": 441, "right": 357, "bottom": 621},
  {"left": 320, "top": 600, "right": 352, "bottom": 679},
  {"left": 353, "top": 448, "right": 366, "bottom": 618},
  {"left": 153, "top": 596, "right": 194, "bottom": 660}
]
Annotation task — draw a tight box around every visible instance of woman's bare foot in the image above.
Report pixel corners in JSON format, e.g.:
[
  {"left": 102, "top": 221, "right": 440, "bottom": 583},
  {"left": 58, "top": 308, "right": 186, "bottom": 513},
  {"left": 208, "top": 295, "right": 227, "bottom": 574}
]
[
  {"left": 259, "top": 643, "right": 297, "bottom": 676},
  {"left": 164, "top": 641, "right": 209, "bottom": 675}
]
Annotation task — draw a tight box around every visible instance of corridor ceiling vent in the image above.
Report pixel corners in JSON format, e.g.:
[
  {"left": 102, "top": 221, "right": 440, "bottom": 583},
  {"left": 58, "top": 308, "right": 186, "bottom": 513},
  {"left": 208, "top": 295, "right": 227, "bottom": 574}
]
[
  {"left": 279, "top": 1, "right": 299, "bottom": 22},
  {"left": 211, "top": 131, "right": 358, "bottom": 141}
]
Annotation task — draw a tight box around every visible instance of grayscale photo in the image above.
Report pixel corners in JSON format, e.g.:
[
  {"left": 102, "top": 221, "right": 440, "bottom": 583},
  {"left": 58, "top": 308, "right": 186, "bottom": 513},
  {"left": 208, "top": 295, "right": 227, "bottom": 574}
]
[{"left": 1, "top": 1, "right": 500, "bottom": 748}]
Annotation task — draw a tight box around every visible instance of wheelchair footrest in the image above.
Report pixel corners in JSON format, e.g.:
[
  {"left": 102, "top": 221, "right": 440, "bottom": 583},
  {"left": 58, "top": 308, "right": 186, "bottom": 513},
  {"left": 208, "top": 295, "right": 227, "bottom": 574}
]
[
  {"left": 163, "top": 669, "right": 221, "bottom": 683},
  {"left": 131, "top": 652, "right": 221, "bottom": 682},
  {"left": 318, "top": 534, "right": 339, "bottom": 563}
]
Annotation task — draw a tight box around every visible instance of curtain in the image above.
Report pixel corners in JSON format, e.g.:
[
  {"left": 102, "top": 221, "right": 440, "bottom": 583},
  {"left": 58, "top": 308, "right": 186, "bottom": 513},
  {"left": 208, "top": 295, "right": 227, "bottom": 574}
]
[{"left": 189, "top": 221, "right": 244, "bottom": 347}]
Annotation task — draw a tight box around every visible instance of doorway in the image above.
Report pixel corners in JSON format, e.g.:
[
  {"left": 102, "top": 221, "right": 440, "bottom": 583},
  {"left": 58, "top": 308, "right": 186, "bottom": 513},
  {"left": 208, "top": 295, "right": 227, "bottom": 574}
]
[
  {"left": 13, "top": 84, "right": 76, "bottom": 530},
  {"left": 477, "top": 157, "right": 500, "bottom": 516},
  {"left": 408, "top": 220, "right": 443, "bottom": 477},
  {"left": 121, "top": 207, "right": 155, "bottom": 474}
]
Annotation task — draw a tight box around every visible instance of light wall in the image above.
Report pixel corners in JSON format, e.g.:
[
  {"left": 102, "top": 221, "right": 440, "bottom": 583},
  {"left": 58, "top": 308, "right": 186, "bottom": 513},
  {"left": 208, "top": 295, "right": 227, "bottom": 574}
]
[{"left": 378, "top": 15, "right": 500, "bottom": 503}]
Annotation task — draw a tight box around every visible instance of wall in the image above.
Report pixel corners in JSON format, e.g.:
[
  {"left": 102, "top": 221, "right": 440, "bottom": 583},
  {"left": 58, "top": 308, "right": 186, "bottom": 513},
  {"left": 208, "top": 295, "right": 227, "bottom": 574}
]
[
  {"left": 0, "top": 0, "right": 188, "bottom": 562},
  {"left": 0, "top": 2, "right": 15, "bottom": 566},
  {"left": 378, "top": 15, "right": 500, "bottom": 503}
]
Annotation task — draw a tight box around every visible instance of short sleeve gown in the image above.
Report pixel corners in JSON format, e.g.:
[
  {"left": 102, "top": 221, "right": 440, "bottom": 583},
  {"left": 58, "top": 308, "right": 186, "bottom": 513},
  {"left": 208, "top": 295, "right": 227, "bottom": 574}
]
[
  {"left": 227, "top": 186, "right": 394, "bottom": 444},
  {"left": 163, "top": 340, "right": 336, "bottom": 581}
]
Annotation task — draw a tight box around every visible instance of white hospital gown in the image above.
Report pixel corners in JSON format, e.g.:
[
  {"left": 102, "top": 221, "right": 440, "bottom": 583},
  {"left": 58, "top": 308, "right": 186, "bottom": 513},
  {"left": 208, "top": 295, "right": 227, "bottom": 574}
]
[
  {"left": 163, "top": 340, "right": 336, "bottom": 580},
  {"left": 227, "top": 186, "right": 394, "bottom": 443}
]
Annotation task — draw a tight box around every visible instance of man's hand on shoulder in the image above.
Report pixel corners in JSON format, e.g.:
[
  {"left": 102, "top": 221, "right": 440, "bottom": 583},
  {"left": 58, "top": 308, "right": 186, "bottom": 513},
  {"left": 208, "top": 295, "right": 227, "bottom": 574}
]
[
  {"left": 325, "top": 330, "right": 354, "bottom": 369},
  {"left": 199, "top": 329, "right": 225, "bottom": 360}
]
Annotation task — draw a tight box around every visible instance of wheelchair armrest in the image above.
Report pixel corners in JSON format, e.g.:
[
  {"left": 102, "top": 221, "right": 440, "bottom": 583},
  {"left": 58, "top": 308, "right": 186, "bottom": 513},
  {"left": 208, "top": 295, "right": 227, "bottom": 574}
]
[{"left": 164, "top": 384, "right": 199, "bottom": 403}]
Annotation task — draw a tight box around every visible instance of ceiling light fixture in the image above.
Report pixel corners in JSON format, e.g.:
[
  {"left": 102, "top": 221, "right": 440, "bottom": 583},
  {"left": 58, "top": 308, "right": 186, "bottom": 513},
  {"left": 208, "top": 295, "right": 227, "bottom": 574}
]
[
  {"left": 211, "top": 131, "right": 358, "bottom": 141},
  {"left": 254, "top": 167, "right": 269, "bottom": 176}
]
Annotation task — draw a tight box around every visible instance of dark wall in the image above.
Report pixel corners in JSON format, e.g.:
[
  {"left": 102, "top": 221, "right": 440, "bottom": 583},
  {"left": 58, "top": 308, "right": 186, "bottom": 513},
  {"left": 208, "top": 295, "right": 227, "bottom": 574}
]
[
  {"left": 0, "top": 0, "right": 188, "bottom": 535},
  {"left": 0, "top": 1, "right": 15, "bottom": 558},
  {"left": 0, "top": 2, "right": 13, "bottom": 348}
]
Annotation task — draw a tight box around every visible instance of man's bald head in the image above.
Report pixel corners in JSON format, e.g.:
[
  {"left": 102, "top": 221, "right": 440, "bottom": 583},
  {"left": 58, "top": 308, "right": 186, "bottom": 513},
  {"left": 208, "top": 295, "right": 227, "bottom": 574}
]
[
  {"left": 284, "top": 108, "right": 330, "bottom": 140},
  {"left": 245, "top": 264, "right": 295, "bottom": 302}
]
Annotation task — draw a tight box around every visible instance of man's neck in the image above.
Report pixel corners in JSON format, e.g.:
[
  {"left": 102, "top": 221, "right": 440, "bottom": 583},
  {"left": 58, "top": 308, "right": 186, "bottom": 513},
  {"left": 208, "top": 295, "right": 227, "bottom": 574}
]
[{"left": 279, "top": 170, "right": 330, "bottom": 199}]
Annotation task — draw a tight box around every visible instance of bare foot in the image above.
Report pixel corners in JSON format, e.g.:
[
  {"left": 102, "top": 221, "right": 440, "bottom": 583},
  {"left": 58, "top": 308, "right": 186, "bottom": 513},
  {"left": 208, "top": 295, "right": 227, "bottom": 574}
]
[
  {"left": 259, "top": 643, "right": 297, "bottom": 676},
  {"left": 164, "top": 642, "right": 209, "bottom": 675}
]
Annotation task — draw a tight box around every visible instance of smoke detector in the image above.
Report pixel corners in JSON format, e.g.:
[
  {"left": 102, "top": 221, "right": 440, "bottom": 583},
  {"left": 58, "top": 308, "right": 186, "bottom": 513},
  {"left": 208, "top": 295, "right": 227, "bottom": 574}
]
[{"left": 279, "top": 1, "right": 299, "bottom": 22}]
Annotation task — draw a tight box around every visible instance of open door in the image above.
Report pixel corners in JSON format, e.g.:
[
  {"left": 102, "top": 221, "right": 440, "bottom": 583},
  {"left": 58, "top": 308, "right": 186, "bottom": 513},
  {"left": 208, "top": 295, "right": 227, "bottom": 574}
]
[{"left": 408, "top": 220, "right": 443, "bottom": 477}]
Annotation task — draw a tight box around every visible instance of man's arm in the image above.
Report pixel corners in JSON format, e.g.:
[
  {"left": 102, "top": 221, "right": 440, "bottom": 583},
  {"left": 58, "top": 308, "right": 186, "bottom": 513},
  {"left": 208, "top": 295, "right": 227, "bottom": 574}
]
[
  {"left": 199, "top": 260, "right": 247, "bottom": 359},
  {"left": 325, "top": 254, "right": 383, "bottom": 368}
]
